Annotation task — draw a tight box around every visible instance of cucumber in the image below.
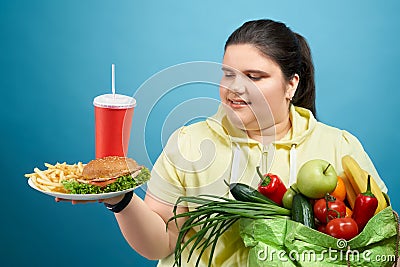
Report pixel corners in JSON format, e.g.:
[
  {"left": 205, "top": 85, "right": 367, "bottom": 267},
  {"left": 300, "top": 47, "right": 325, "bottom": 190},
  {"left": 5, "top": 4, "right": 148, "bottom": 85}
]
[
  {"left": 291, "top": 193, "right": 315, "bottom": 229},
  {"left": 228, "top": 182, "right": 276, "bottom": 205}
]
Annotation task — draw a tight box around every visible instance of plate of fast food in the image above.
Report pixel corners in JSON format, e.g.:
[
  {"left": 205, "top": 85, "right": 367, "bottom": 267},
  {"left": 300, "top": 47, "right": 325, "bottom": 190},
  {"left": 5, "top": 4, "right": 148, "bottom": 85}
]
[{"left": 25, "top": 156, "right": 150, "bottom": 201}]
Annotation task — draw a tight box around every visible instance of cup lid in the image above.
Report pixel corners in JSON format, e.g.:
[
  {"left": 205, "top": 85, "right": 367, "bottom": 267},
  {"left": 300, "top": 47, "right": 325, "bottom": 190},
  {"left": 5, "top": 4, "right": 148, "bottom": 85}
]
[{"left": 93, "top": 94, "right": 136, "bottom": 109}]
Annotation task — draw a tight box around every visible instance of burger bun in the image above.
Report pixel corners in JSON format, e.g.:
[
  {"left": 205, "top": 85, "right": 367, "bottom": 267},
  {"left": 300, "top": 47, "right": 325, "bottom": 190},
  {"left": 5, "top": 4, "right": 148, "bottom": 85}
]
[{"left": 82, "top": 156, "right": 139, "bottom": 180}]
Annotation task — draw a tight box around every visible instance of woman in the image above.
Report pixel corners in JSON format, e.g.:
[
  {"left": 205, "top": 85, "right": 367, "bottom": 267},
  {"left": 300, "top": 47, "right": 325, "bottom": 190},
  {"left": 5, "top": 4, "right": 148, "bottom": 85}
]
[{"left": 63, "top": 19, "right": 388, "bottom": 266}]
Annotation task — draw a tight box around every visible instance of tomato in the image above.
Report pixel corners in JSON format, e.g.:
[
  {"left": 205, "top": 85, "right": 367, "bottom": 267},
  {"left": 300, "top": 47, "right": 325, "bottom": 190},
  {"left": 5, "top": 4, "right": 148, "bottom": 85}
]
[
  {"left": 325, "top": 218, "right": 358, "bottom": 240},
  {"left": 313, "top": 196, "right": 346, "bottom": 224},
  {"left": 331, "top": 176, "right": 346, "bottom": 202},
  {"left": 89, "top": 178, "right": 117, "bottom": 187},
  {"left": 317, "top": 224, "right": 327, "bottom": 234}
]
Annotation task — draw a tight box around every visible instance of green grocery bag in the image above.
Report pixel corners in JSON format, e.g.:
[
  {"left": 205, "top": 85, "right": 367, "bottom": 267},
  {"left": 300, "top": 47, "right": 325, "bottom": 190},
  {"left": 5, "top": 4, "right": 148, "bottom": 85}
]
[{"left": 240, "top": 206, "right": 399, "bottom": 267}]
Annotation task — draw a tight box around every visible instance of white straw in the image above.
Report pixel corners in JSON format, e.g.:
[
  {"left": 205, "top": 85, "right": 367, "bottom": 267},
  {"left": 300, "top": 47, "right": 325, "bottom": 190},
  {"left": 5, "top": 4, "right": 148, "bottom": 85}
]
[{"left": 111, "top": 63, "right": 115, "bottom": 98}]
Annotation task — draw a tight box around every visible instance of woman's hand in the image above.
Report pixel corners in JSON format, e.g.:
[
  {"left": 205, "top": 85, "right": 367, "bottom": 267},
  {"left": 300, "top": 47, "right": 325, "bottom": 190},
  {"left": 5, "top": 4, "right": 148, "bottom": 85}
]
[
  {"left": 54, "top": 194, "right": 124, "bottom": 205},
  {"left": 55, "top": 197, "right": 100, "bottom": 204}
]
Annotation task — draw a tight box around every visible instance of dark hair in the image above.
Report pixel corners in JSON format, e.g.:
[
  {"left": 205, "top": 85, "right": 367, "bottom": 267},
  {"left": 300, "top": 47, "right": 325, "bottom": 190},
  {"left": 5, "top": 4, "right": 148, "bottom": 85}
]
[{"left": 224, "top": 19, "right": 316, "bottom": 116}]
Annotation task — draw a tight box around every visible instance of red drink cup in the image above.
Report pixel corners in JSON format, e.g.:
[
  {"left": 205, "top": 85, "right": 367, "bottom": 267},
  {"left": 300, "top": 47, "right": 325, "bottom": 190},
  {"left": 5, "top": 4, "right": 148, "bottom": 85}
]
[{"left": 93, "top": 94, "right": 136, "bottom": 158}]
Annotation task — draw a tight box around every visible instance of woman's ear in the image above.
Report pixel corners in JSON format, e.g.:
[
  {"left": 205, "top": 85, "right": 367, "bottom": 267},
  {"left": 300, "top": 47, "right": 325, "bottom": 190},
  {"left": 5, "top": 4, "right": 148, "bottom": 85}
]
[{"left": 286, "top": 74, "right": 299, "bottom": 100}]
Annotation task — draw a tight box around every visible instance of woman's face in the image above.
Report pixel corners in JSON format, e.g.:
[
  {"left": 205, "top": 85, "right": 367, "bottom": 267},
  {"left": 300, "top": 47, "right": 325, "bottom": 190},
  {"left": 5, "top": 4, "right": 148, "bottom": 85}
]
[{"left": 219, "top": 44, "right": 298, "bottom": 132}]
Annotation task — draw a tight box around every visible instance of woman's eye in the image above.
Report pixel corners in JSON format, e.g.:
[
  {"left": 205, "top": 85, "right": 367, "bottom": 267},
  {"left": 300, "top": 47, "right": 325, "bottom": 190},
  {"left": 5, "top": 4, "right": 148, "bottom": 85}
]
[
  {"left": 224, "top": 72, "right": 236, "bottom": 78},
  {"left": 247, "top": 75, "right": 262, "bottom": 81}
]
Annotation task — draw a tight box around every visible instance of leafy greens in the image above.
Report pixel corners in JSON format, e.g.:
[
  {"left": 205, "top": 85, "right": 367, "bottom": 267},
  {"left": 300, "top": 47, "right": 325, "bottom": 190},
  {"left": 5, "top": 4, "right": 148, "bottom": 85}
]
[{"left": 61, "top": 167, "right": 150, "bottom": 194}]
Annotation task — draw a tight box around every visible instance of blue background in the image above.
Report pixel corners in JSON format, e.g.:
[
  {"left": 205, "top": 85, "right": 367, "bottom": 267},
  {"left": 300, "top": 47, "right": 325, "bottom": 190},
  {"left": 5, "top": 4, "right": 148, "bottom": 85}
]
[{"left": 1, "top": 0, "right": 399, "bottom": 266}]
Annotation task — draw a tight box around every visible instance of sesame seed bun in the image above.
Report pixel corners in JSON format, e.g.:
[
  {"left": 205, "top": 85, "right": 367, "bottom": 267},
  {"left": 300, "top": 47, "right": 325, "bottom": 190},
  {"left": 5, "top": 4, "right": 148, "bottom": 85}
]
[{"left": 81, "top": 156, "right": 140, "bottom": 180}]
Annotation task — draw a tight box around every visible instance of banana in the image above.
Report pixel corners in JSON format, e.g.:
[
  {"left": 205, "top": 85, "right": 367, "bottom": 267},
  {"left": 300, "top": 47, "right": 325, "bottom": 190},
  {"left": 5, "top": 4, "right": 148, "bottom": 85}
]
[
  {"left": 341, "top": 155, "right": 388, "bottom": 214},
  {"left": 339, "top": 173, "right": 357, "bottom": 209}
]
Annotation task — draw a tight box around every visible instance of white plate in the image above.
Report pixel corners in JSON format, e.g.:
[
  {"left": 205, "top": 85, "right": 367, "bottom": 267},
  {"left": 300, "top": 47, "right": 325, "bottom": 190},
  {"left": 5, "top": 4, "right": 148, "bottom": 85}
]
[{"left": 28, "top": 178, "right": 141, "bottom": 200}]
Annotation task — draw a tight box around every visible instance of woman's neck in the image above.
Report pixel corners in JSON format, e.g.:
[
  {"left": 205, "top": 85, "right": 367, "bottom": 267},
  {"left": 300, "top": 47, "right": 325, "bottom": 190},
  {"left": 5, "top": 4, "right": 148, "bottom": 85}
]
[{"left": 246, "top": 115, "right": 292, "bottom": 144}]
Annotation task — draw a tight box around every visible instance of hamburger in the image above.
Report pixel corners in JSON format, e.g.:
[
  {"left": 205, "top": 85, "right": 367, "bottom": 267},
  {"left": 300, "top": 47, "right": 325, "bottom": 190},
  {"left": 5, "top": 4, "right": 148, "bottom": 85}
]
[{"left": 62, "top": 156, "right": 150, "bottom": 194}]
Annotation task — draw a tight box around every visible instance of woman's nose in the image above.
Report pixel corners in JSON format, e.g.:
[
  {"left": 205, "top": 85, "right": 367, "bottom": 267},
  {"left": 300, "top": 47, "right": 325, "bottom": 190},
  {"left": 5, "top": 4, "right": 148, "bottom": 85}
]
[{"left": 227, "top": 76, "right": 246, "bottom": 94}]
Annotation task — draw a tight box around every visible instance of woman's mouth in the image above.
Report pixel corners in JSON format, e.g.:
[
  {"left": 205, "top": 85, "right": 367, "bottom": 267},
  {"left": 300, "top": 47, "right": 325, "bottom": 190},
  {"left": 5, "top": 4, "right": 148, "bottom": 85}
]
[{"left": 228, "top": 98, "right": 251, "bottom": 108}]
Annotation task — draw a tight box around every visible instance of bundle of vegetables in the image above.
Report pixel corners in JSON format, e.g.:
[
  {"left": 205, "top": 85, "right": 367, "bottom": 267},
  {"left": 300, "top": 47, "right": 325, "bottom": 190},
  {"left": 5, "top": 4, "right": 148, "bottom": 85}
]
[
  {"left": 169, "top": 155, "right": 399, "bottom": 266},
  {"left": 168, "top": 183, "right": 291, "bottom": 267}
]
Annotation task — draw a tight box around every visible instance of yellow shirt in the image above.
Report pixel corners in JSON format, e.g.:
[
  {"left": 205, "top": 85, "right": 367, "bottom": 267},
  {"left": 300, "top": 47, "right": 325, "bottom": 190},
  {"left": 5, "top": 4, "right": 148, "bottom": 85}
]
[{"left": 147, "top": 105, "right": 387, "bottom": 267}]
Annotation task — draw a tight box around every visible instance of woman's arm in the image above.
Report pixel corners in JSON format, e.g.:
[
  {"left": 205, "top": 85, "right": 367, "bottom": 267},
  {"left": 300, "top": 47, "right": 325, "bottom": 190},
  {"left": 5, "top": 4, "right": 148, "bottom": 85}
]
[{"left": 105, "top": 191, "right": 187, "bottom": 260}]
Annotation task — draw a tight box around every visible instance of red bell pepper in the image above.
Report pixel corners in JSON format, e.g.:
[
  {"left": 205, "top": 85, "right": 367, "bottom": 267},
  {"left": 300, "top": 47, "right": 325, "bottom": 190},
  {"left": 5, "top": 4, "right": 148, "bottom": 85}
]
[
  {"left": 256, "top": 166, "right": 287, "bottom": 206},
  {"left": 351, "top": 175, "right": 378, "bottom": 231}
]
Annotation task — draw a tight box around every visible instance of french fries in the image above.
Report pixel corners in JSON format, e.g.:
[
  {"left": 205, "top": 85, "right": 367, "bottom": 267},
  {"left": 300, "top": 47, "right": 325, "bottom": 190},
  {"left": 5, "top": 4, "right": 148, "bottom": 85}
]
[{"left": 25, "top": 162, "right": 85, "bottom": 193}]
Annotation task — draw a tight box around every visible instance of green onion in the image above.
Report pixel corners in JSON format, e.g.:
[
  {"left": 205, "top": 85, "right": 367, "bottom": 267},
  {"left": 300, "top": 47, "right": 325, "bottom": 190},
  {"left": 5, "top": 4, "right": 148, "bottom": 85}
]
[{"left": 168, "top": 194, "right": 291, "bottom": 267}]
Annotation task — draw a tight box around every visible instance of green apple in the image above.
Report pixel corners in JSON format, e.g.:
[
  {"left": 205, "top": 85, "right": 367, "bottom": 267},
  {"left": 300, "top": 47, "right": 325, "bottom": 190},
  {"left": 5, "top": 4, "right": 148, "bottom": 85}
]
[{"left": 297, "top": 159, "right": 338, "bottom": 199}]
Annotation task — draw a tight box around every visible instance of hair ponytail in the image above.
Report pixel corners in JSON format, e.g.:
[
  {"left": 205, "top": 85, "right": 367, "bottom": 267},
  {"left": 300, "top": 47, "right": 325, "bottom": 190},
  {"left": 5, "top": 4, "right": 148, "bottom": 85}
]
[
  {"left": 292, "top": 33, "right": 316, "bottom": 116},
  {"left": 225, "top": 19, "right": 317, "bottom": 117}
]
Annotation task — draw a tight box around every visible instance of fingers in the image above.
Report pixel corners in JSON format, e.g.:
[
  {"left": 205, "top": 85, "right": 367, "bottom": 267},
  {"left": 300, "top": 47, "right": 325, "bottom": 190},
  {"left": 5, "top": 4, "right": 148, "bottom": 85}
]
[
  {"left": 74, "top": 199, "right": 98, "bottom": 204},
  {"left": 55, "top": 197, "right": 100, "bottom": 204}
]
